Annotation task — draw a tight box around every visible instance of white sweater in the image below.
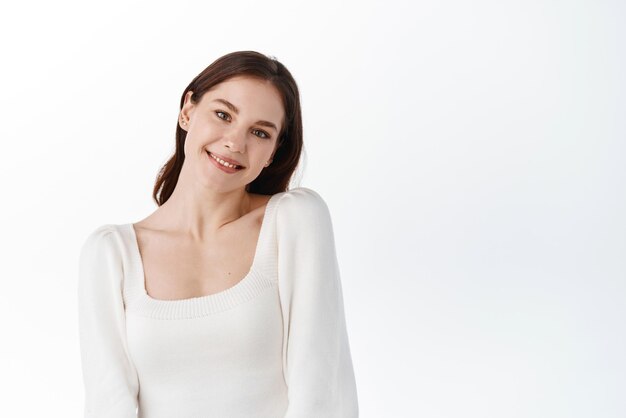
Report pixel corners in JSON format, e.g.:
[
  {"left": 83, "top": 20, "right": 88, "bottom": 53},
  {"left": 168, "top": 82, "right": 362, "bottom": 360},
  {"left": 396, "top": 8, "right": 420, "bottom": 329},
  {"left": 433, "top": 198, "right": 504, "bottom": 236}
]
[{"left": 77, "top": 187, "right": 359, "bottom": 418}]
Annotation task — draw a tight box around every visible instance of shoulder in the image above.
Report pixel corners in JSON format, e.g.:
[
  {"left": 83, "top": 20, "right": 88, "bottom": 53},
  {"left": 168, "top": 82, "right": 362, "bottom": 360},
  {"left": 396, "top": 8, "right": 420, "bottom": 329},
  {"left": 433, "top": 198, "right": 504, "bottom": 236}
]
[
  {"left": 79, "top": 224, "right": 121, "bottom": 260},
  {"left": 275, "top": 187, "right": 329, "bottom": 212},
  {"left": 78, "top": 225, "right": 127, "bottom": 292},
  {"left": 275, "top": 187, "right": 334, "bottom": 232},
  {"left": 276, "top": 187, "right": 331, "bottom": 218}
]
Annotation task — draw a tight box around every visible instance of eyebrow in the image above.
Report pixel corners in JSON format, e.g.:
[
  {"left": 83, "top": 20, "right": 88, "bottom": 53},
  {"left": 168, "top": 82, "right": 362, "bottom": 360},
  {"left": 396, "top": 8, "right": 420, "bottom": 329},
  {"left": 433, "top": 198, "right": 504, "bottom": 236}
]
[{"left": 212, "top": 98, "right": 279, "bottom": 132}]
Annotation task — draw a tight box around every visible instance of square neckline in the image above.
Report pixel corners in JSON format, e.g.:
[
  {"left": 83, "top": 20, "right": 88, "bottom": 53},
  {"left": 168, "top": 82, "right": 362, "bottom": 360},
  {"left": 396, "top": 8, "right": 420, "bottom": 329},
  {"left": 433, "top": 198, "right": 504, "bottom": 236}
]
[{"left": 126, "top": 192, "right": 283, "bottom": 304}]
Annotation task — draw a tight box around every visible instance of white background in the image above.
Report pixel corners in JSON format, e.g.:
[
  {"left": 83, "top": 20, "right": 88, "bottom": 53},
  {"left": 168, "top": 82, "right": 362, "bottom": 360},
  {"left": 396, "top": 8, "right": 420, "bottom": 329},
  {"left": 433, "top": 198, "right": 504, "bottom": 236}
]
[{"left": 0, "top": 0, "right": 624, "bottom": 417}]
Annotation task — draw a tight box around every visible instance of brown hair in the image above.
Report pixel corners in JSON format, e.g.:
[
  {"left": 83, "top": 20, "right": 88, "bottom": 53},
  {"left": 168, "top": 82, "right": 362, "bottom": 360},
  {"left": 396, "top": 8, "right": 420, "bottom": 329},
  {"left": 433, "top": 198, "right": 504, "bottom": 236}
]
[{"left": 152, "top": 51, "right": 304, "bottom": 206}]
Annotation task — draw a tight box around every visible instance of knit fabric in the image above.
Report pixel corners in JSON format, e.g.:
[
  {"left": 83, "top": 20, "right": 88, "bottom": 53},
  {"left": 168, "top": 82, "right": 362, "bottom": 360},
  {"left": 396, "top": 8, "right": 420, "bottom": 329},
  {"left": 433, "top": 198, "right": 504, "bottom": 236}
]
[{"left": 77, "top": 187, "right": 358, "bottom": 418}]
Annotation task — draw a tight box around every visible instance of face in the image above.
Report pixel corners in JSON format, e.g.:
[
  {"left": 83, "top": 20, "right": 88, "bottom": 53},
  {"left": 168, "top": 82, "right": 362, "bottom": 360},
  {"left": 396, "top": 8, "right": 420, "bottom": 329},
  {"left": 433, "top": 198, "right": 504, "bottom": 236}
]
[{"left": 179, "top": 75, "right": 285, "bottom": 192}]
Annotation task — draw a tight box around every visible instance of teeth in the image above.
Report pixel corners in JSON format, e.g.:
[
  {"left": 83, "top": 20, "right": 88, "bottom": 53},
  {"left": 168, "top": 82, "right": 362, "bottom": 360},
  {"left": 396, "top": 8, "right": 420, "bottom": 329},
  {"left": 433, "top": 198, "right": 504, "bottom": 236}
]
[{"left": 209, "top": 152, "right": 240, "bottom": 169}]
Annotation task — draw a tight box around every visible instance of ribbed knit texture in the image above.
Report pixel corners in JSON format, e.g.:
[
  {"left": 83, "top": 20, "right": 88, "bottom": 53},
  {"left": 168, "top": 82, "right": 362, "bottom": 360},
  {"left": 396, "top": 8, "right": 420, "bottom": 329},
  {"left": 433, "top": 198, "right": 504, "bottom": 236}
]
[
  {"left": 77, "top": 187, "right": 359, "bottom": 418},
  {"left": 118, "top": 190, "right": 281, "bottom": 320}
]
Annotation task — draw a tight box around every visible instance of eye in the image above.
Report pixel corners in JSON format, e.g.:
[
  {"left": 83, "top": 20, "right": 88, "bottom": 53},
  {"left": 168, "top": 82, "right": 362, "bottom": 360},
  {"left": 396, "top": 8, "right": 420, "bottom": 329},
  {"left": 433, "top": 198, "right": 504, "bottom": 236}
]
[
  {"left": 252, "top": 129, "right": 271, "bottom": 139},
  {"left": 215, "top": 110, "right": 271, "bottom": 139},
  {"left": 215, "top": 110, "right": 231, "bottom": 121}
]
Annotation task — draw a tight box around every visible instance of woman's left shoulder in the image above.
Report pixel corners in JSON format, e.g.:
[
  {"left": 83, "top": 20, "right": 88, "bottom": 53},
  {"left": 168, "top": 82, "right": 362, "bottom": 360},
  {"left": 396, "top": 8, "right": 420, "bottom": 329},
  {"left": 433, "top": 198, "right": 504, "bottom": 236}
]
[
  {"left": 275, "top": 187, "right": 336, "bottom": 243},
  {"left": 276, "top": 187, "right": 330, "bottom": 215}
]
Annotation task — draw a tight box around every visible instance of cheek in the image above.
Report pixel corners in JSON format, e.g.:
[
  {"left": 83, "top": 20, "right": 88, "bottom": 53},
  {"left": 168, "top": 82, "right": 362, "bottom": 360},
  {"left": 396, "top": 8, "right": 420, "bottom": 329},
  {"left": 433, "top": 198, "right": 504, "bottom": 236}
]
[{"left": 191, "top": 122, "right": 225, "bottom": 142}]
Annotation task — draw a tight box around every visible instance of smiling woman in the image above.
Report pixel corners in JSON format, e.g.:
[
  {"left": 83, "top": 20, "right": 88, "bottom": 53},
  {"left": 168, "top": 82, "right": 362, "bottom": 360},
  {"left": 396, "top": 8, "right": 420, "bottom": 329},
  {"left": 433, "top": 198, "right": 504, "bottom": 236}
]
[
  {"left": 177, "top": 75, "right": 286, "bottom": 188},
  {"left": 77, "top": 50, "right": 359, "bottom": 418},
  {"left": 158, "top": 51, "right": 304, "bottom": 201}
]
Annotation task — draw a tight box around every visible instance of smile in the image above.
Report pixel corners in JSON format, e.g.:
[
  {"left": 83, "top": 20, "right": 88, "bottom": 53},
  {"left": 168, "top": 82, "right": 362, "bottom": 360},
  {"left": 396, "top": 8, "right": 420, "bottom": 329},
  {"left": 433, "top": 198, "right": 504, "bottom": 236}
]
[{"left": 207, "top": 151, "right": 244, "bottom": 173}]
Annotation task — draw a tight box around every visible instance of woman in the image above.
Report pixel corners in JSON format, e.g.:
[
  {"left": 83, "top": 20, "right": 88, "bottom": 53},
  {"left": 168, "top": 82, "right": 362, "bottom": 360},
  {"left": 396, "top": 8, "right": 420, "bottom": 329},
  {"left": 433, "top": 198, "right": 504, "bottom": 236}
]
[{"left": 77, "top": 50, "right": 358, "bottom": 418}]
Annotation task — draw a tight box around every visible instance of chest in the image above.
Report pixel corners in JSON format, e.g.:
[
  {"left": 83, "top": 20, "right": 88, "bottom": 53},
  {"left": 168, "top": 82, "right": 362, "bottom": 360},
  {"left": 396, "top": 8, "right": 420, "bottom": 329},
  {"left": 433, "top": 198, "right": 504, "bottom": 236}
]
[{"left": 134, "top": 219, "right": 262, "bottom": 301}]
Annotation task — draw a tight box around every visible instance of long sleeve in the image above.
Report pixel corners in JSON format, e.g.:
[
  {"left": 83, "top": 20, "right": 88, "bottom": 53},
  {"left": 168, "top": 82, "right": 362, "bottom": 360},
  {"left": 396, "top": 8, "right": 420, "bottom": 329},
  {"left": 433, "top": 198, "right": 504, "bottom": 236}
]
[
  {"left": 276, "top": 188, "right": 359, "bottom": 417},
  {"left": 77, "top": 225, "right": 139, "bottom": 418}
]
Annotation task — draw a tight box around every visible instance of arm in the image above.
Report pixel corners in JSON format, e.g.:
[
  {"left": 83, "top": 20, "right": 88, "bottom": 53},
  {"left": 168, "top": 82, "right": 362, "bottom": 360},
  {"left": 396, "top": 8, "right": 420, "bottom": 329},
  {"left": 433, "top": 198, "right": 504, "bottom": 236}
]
[
  {"left": 77, "top": 225, "right": 139, "bottom": 418},
  {"left": 276, "top": 188, "right": 359, "bottom": 418}
]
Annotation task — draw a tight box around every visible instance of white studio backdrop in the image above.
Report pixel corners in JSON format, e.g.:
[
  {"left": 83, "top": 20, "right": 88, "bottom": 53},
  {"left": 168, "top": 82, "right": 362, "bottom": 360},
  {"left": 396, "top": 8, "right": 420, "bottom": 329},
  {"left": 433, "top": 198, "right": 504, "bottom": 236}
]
[{"left": 0, "top": 0, "right": 623, "bottom": 417}]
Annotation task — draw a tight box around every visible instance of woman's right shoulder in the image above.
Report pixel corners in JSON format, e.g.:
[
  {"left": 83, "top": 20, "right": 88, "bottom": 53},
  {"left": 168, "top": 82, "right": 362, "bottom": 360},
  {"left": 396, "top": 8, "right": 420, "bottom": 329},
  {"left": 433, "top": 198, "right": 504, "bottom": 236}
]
[
  {"left": 79, "top": 224, "right": 123, "bottom": 258},
  {"left": 78, "top": 224, "right": 127, "bottom": 296},
  {"left": 81, "top": 223, "right": 119, "bottom": 241}
]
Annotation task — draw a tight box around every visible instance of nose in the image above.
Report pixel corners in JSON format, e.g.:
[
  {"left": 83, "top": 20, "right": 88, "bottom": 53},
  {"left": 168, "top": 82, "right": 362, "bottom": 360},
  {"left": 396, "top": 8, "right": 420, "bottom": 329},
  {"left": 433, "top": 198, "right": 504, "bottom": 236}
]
[{"left": 224, "top": 126, "right": 247, "bottom": 153}]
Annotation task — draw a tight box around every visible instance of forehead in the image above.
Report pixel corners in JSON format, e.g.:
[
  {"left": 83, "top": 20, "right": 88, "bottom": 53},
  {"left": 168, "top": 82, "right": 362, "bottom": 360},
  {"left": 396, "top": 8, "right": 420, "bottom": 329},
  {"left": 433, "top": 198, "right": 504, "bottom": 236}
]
[{"left": 202, "top": 76, "right": 284, "bottom": 117}]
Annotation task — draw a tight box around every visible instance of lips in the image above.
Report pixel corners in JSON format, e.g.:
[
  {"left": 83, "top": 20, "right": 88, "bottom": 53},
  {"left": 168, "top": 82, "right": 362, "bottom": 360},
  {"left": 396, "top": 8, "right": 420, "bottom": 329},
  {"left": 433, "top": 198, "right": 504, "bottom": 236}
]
[{"left": 207, "top": 151, "right": 245, "bottom": 168}]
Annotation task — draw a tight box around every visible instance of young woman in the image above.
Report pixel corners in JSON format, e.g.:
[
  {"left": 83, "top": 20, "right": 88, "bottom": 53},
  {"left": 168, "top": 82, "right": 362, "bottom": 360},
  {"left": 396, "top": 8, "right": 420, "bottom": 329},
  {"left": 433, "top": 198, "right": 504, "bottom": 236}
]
[{"left": 77, "top": 50, "right": 358, "bottom": 417}]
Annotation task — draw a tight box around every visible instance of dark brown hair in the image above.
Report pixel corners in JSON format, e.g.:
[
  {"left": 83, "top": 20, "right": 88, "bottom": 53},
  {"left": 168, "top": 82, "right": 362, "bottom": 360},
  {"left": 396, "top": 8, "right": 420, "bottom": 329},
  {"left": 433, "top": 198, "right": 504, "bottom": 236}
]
[{"left": 152, "top": 51, "right": 304, "bottom": 206}]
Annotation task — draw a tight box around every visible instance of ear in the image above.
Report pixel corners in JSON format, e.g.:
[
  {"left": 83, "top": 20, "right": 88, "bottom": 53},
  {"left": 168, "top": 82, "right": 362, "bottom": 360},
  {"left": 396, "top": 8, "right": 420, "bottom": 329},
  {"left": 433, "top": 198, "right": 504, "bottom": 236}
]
[{"left": 179, "top": 91, "right": 195, "bottom": 131}]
